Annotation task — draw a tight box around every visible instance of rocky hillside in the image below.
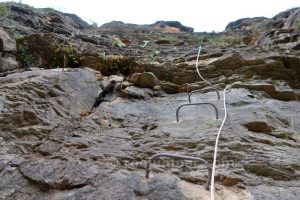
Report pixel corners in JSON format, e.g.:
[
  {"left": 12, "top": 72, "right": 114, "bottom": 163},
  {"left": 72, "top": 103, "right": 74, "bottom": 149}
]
[{"left": 0, "top": 2, "right": 300, "bottom": 200}]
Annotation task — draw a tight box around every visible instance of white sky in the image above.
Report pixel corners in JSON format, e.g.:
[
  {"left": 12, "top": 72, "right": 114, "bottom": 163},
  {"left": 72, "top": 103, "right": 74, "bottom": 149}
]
[{"left": 2, "top": 0, "right": 300, "bottom": 31}]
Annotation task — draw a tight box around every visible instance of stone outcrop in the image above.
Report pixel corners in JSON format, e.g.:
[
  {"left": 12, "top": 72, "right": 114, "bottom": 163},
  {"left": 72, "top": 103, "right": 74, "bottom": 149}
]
[
  {"left": 0, "top": 2, "right": 89, "bottom": 37},
  {"left": 225, "top": 17, "right": 267, "bottom": 30},
  {"left": 0, "top": 27, "right": 18, "bottom": 73},
  {"left": 129, "top": 72, "right": 159, "bottom": 89}
]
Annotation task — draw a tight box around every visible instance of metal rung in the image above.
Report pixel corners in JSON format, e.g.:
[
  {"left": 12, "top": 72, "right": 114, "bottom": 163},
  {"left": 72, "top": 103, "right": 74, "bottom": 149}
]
[
  {"left": 145, "top": 153, "right": 212, "bottom": 190},
  {"left": 176, "top": 103, "right": 219, "bottom": 122},
  {"left": 188, "top": 88, "right": 220, "bottom": 103}
]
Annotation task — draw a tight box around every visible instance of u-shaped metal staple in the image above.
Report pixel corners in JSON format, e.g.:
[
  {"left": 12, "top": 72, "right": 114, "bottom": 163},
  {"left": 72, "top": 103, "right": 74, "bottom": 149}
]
[
  {"left": 145, "top": 153, "right": 212, "bottom": 190},
  {"left": 176, "top": 103, "right": 219, "bottom": 122}
]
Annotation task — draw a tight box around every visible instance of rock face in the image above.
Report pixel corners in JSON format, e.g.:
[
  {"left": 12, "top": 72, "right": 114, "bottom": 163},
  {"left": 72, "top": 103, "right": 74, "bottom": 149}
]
[
  {"left": 1, "top": 70, "right": 299, "bottom": 199},
  {"left": 225, "top": 7, "right": 300, "bottom": 48},
  {"left": 0, "top": 2, "right": 300, "bottom": 200},
  {"left": 0, "top": 2, "right": 89, "bottom": 38},
  {"left": 225, "top": 17, "right": 267, "bottom": 30},
  {"left": 0, "top": 27, "right": 18, "bottom": 73}
]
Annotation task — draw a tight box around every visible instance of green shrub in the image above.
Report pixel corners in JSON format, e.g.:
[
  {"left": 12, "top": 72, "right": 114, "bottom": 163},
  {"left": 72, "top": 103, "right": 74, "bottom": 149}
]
[
  {"left": 51, "top": 43, "right": 80, "bottom": 69},
  {"left": 91, "top": 21, "right": 98, "bottom": 28},
  {"left": 108, "top": 57, "right": 133, "bottom": 75},
  {"left": 296, "top": 20, "right": 300, "bottom": 30},
  {"left": 0, "top": 4, "right": 8, "bottom": 17},
  {"left": 17, "top": 41, "right": 37, "bottom": 67}
]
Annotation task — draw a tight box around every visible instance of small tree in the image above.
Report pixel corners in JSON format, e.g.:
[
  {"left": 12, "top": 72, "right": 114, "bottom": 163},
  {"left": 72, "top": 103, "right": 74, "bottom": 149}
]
[{"left": 91, "top": 21, "right": 98, "bottom": 28}]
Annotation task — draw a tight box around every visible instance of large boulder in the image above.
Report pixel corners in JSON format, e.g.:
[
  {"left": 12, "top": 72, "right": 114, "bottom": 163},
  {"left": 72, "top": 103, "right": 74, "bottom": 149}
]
[
  {"left": 0, "top": 27, "right": 18, "bottom": 73},
  {"left": 0, "top": 55, "right": 19, "bottom": 73},
  {"left": 0, "top": 27, "right": 17, "bottom": 52},
  {"left": 129, "top": 72, "right": 159, "bottom": 89}
]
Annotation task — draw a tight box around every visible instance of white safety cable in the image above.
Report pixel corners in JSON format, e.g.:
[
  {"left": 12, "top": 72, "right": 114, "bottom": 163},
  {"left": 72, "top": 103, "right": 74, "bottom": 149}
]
[
  {"left": 210, "top": 85, "right": 229, "bottom": 200},
  {"left": 195, "top": 47, "right": 219, "bottom": 91},
  {"left": 194, "top": 46, "right": 229, "bottom": 199}
]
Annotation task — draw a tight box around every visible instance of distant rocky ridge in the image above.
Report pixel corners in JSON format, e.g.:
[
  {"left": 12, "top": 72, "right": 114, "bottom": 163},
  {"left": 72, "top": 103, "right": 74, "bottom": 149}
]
[
  {"left": 100, "top": 20, "right": 194, "bottom": 33},
  {"left": 225, "top": 17, "right": 267, "bottom": 30},
  {"left": 0, "top": 2, "right": 89, "bottom": 37},
  {"left": 225, "top": 7, "right": 300, "bottom": 47},
  {"left": 226, "top": 7, "right": 300, "bottom": 31}
]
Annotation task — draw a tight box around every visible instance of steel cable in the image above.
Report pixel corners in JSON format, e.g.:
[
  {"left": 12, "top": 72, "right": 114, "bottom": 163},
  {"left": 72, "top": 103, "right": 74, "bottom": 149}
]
[{"left": 210, "top": 85, "right": 229, "bottom": 200}]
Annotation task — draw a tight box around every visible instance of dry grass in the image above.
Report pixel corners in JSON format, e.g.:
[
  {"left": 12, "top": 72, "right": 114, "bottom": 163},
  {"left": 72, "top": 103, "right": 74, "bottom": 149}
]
[{"left": 80, "top": 106, "right": 92, "bottom": 117}]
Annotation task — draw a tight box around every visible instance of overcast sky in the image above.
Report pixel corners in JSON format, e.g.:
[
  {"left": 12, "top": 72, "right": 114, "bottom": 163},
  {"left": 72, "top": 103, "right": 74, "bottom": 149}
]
[{"left": 2, "top": 0, "right": 300, "bottom": 31}]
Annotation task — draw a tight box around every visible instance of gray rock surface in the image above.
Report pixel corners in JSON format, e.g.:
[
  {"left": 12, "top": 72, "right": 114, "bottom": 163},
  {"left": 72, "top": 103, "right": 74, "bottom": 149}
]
[
  {"left": 0, "top": 27, "right": 18, "bottom": 73},
  {"left": 0, "top": 68, "right": 299, "bottom": 199},
  {"left": 0, "top": 27, "right": 17, "bottom": 52}
]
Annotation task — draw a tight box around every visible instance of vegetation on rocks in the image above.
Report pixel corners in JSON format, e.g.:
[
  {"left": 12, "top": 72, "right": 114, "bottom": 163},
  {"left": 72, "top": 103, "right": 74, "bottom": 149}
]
[
  {"left": 0, "top": 4, "right": 8, "bottom": 17},
  {"left": 16, "top": 39, "right": 36, "bottom": 67},
  {"left": 185, "top": 33, "right": 243, "bottom": 46},
  {"left": 296, "top": 20, "right": 300, "bottom": 30}
]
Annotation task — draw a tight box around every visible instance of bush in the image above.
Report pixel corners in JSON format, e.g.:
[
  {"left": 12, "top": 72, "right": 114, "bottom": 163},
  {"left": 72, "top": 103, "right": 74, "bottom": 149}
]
[
  {"left": 17, "top": 40, "right": 37, "bottom": 67},
  {"left": 296, "top": 20, "right": 300, "bottom": 30},
  {"left": 107, "top": 56, "right": 133, "bottom": 75},
  {"left": 91, "top": 21, "right": 98, "bottom": 28},
  {"left": 0, "top": 4, "right": 8, "bottom": 17}
]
